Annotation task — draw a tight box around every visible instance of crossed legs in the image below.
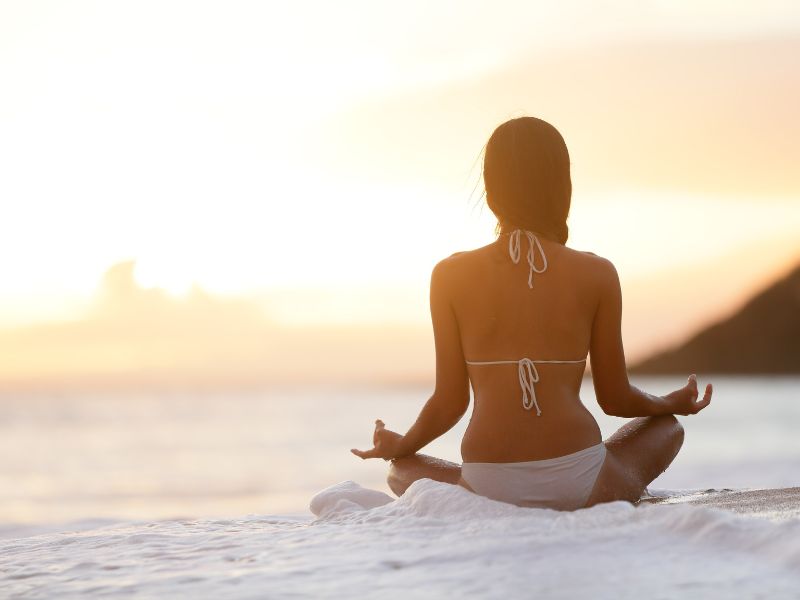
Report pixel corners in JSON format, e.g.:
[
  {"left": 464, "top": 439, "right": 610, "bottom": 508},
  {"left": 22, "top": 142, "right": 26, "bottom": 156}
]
[{"left": 387, "top": 415, "right": 685, "bottom": 506}]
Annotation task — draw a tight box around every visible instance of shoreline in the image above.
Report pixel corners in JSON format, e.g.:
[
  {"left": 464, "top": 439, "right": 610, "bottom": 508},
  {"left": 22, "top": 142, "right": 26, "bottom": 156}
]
[{"left": 642, "top": 486, "right": 800, "bottom": 519}]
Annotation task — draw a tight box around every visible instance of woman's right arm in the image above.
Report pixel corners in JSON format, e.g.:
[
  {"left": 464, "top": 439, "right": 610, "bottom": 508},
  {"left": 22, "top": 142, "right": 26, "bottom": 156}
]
[{"left": 589, "top": 258, "right": 712, "bottom": 417}]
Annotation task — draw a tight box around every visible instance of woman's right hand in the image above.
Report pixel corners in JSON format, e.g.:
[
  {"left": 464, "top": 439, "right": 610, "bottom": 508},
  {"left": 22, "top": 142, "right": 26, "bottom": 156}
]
[{"left": 663, "top": 374, "right": 712, "bottom": 415}]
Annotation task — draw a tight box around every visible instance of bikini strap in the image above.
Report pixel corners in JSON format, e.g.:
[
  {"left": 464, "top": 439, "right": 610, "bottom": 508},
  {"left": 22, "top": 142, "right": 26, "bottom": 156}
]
[{"left": 508, "top": 229, "right": 547, "bottom": 288}]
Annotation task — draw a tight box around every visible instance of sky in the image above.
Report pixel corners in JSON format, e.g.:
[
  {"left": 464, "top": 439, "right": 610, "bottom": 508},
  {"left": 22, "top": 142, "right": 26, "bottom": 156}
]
[{"left": 1, "top": 1, "right": 799, "bottom": 385}]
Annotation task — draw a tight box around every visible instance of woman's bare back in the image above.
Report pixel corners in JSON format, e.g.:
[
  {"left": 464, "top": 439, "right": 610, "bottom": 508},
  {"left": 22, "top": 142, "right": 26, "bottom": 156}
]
[{"left": 437, "top": 234, "right": 608, "bottom": 463}]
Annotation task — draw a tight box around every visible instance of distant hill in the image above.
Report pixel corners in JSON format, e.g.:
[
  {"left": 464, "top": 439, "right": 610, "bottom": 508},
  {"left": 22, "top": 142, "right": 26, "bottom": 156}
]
[{"left": 631, "top": 262, "right": 800, "bottom": 374}]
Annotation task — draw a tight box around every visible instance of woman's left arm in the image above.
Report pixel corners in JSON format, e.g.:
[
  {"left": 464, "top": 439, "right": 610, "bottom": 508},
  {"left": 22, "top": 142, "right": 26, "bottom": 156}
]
[{"left": 351, "top": 259, "right": 470, "bottom": 460}]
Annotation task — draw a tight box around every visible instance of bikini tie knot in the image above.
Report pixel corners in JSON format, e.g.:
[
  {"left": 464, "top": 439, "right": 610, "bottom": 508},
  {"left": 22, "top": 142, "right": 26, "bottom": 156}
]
[
  {"left": 518, "top": 358, "right": 542, "bottom": 416},
  {"left": 508, "top": 229, "right": 548, "bottom": 288}
]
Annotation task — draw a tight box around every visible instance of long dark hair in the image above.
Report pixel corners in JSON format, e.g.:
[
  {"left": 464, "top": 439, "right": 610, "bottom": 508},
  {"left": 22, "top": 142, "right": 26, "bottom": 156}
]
[{"left": 483, "top": 117, "right": 572, "bottom": 244}]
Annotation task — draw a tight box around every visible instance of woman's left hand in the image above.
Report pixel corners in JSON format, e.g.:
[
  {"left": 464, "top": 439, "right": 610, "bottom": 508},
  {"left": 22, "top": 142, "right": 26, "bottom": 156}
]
[{"left": 351, "top": 419, "right": 405, "bottom": 460}]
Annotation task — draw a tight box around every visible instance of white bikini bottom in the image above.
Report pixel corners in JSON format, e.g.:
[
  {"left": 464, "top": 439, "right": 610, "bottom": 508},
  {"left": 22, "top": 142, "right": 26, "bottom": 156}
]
[{"left": 460, "top": 442, "right": 607, "bottom": 511}]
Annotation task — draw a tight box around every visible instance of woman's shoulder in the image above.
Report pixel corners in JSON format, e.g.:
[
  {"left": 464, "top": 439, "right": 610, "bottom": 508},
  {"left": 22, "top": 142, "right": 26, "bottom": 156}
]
[
  {"left": 562, "top": 247, "right": 619, "bottom": 287},
  {"left": 430, "top": 246, "right": 492, "bottom": 286},
  {"left": 433, "top": 243, "right": 490, "bottom": 266},
  {"left": 544, "top": 245, "right": 617, "bottom": 287},
  {"left": 431, "top": 249, "right": 470, "bottom": 278},
  {"left": 566, "top": 246, "right": 615, "bottom": 267}
]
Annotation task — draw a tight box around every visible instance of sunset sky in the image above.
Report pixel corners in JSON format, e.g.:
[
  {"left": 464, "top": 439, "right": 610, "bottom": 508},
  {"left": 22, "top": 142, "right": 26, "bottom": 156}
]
[{"left": 1, "top": 1, "right": 799, "bottom": 384}]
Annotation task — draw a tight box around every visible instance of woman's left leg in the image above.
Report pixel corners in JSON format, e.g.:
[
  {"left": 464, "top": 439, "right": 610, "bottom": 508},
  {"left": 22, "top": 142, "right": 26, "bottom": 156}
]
[
  {"left": 585, "top": 415, "right": 685, "bottom": 506},
  {"left": 387, "top": 454, "right": 462, "bottom": 496}
]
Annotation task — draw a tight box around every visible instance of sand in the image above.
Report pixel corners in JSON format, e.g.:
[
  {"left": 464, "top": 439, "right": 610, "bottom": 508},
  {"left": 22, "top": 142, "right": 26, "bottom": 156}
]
[{"left": 643, "top": 486, "right": 800, "bottom": 520}]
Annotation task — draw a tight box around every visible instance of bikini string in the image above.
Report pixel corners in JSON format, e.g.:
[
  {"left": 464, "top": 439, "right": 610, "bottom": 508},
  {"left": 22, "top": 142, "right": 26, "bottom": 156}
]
[
  {"left": 518, "top": 358, "right": 542, "bottom": 416},
  {"left": 508, "top": 229, "right": 548, "bottom": 288}
]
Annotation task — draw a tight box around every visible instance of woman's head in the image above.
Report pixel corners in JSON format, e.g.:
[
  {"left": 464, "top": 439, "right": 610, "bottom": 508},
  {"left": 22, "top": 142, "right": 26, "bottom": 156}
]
[{"left": 483, "top": 117, "right": 571, "bottom": 244}]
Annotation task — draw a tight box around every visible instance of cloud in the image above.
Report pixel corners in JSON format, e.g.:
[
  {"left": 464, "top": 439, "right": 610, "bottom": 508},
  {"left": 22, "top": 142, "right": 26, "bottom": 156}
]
[
  {"left": 3, "top": 236, "right": 798, "bottom": 389},
  {"left": 0, "top": 261, "right": 432, "bottom": 390}
]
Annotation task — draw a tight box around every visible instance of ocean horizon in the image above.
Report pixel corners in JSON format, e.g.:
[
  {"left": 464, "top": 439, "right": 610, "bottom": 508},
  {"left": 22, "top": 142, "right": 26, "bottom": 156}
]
[{"left": 2, "top": 375, "right": 798, "bottom": 531}]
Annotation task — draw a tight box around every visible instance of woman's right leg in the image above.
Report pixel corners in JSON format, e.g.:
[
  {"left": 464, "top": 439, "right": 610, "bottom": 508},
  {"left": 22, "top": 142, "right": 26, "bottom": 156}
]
[{"left": 585, "top": 415, "right": 685, "bottom": 506}]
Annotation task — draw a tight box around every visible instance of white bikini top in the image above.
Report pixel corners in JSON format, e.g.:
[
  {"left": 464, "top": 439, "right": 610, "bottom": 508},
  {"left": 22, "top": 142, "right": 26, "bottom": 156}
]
[{"left": 465, "top": 229, "right": 586, "bottom": 416}]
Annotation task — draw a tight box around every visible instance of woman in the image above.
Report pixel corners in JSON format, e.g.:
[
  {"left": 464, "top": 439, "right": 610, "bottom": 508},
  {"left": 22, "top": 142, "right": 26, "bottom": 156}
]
[{"left": 352, "top": 116, "right": 712, "bottom": 510}]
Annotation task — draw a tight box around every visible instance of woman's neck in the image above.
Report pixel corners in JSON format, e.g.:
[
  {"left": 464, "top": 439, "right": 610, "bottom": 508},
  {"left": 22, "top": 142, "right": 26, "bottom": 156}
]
[{"left": 499, "top": 225, "right": 546, "bottom": 238}]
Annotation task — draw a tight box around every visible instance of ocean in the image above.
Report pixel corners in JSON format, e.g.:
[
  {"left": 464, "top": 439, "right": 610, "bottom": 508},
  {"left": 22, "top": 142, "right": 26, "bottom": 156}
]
[
  {"left": 1, "top": 376, "right": 798, "bottom": 528},
  {"left": 1, "top": 376, "right": 799, "bottom": 598}
]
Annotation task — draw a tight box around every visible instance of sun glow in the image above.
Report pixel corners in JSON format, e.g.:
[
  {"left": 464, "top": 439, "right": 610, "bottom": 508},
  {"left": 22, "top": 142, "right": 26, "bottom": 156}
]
[{"left": 1, "top": 1, "right": 799, "bottom": 375}]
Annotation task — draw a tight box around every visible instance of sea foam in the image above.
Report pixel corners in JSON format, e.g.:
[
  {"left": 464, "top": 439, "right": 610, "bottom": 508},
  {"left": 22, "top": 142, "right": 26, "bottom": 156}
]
[{"left": 2, "top": 479, "right": 799, "bottom": 599}]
